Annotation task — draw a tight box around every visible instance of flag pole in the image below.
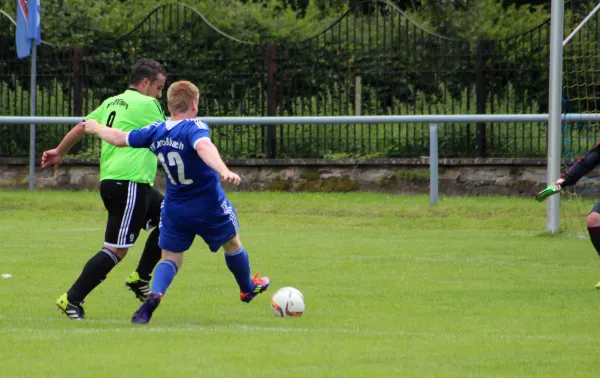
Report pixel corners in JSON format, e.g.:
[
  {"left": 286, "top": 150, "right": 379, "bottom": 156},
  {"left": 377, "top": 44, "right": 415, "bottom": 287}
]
[{"left": 28, "top": 41, "right": 37, "bottom": 191}]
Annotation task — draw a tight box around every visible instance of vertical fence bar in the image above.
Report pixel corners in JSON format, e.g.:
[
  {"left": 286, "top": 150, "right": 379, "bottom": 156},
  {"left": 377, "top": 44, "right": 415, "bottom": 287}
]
[
  {"left": 266, "top": 44, "right": 277, "bottom": 158},
  {"left": 73, "top": 47, "right": 84, "bottom": 117},
  {"left": 355, "top": 75, "right": 361, "bottom": 116},
  {"left": 475, "top": 40, "right": 487, "bottom": 158},
  {"left": 429, "top": 123, "right": 439, "bottom": 205},
  {"left": 71, "top": 47, "right": 84, "bottom": 154}
]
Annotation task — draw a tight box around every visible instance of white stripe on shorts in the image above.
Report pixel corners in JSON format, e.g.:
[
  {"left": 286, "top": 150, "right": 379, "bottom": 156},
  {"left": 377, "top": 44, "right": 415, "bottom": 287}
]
[
  {"left": 221, "top": 201, "right": 239, "bottom": 233},
  {"left": 117, "top": 182, "right": 137, "bottom": 246}
]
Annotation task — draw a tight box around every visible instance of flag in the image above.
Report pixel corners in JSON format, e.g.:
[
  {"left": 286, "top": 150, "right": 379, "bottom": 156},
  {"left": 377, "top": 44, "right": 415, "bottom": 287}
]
[
  {"left": 15, "top": 0, "right": 41, "bottom": 59},
  {"left": 27, "top": 0, "right": 41, "bottom": 45},
  {"left": 15, "top": 0, "right": 29, "bottom": 58}
]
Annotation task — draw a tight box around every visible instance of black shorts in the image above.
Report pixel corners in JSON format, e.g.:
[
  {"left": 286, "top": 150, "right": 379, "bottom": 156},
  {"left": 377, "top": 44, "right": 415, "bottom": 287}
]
[{"left": 100, "top": 180, "right": 163, "bottom": 248}]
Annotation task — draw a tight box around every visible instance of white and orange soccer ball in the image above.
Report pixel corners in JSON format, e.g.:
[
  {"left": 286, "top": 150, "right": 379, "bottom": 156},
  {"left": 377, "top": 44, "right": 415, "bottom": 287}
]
[{"left": 270, "top": 287, "right": 305, "bottom": 318}]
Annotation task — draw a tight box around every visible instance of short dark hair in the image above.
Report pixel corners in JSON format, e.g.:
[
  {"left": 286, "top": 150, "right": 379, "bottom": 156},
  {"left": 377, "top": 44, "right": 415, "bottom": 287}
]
[{"left": 129, "top": 58, "right": 167, "bottom": 85}]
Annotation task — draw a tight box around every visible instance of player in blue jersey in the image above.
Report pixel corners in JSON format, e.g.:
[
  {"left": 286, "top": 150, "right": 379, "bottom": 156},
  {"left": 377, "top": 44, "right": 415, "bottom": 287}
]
[{"left": 82, "top": 81, "right": 269, "bottom": 324}]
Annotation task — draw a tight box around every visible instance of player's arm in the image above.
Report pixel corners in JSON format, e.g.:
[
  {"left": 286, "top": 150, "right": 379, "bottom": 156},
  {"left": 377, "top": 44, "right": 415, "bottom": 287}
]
[
  {"left": 195, "top": 138, "right": 241, "bottom": 185},
  {"left": 41, "top": 104, "right": 104, "bottom": 168},
  {"left": 40, "top": 122, "right": 85, "bottom": 168},
  {"left": 83, "top": 120, "right": 128, "bottom": 147},
  {"left": 536, "top": 142, "right": 600, "bottom": 202},
  {"left": 561, "top": 142, "right": 600, "bottom": 186},
  {"left": 55, "top": 123, "right": 86, "bottom": 154}
]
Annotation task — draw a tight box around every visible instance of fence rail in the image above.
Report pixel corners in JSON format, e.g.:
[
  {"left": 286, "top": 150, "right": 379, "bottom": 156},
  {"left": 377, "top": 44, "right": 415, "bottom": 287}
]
[
  {"left": 3, "top": 113, "right": 600, "bottom": 162},
  {"left": 5, "top": 114, "right": 600, "bottom": 124},
  {"left": 4, "top": 113, "right": 600, "bottom": 201}
]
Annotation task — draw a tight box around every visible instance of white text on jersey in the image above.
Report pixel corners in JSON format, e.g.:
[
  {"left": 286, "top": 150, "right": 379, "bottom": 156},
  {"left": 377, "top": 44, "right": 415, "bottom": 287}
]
[{"left": 150, "top": 137, "right": 184, "bottom": 152}]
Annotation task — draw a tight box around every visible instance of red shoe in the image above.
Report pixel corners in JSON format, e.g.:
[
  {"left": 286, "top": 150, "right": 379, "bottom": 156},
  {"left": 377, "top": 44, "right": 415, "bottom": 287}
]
[{"left": 240, "top": 273, "right": 270, "bottom": 303}]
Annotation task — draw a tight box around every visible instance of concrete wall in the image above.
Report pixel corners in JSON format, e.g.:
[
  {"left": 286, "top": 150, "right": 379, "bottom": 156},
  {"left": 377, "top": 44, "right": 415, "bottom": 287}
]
[{"left": 1, "top": 157, "right": 599, "bottom": 197}]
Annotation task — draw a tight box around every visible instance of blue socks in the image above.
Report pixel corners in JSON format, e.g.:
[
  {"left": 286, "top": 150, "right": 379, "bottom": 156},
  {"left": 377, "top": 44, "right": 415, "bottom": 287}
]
[
  {"left": 150, "top": 249, "right": 253, "bottom": 297},
  {"left": 225, "top": 248, "right": 254, "bottom": 293},
  {"left": 151, "top": 260, "right": 178, "bottom": 295}
]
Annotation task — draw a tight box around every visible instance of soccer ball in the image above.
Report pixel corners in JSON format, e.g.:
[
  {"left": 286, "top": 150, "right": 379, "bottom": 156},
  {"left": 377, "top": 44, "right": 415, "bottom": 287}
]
[{"left": 270, "top": 287, "right": 305, "bottom": 318}]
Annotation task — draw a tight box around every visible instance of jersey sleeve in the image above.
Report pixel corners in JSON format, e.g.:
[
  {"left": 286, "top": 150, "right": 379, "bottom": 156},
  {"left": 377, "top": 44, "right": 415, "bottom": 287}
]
[
  {"left": 187, "top": 119, "right": 211, "bottom": 149},
  {"left": 85, "top": 103, "right": 105, "bottom": 122},
  {"left": 561, "top": 142, "right": 600, "bottom": 186},
  {"left": 127, "top": 122, "right": 160, "bottom": 149}
]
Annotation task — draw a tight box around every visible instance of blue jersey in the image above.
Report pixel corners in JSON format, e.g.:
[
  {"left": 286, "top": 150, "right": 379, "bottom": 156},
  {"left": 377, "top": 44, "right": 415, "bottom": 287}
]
[{"left": 127, "top": 119, "right": 225, "bottom": 209}]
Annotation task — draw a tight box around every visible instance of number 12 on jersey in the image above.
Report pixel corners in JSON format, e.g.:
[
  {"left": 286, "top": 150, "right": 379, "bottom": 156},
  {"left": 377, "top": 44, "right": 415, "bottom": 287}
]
[{"left": 158, "top": 152, "right": 194, "bottom": 185}]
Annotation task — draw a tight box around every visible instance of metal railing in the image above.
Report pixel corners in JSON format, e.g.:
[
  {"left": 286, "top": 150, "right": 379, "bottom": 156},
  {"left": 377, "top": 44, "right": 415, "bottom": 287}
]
[
  {"left": 3, "top": 113, "right": 600, "bottom": 195},
  {"left": 4, "top": 113, "right": 600, "bottom": 234}
]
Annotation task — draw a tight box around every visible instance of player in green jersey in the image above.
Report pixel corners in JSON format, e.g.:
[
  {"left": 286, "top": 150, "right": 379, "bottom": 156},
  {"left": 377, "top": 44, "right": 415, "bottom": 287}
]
[{"left": 41, "top": 58, "right": 167, "bottom": 319}]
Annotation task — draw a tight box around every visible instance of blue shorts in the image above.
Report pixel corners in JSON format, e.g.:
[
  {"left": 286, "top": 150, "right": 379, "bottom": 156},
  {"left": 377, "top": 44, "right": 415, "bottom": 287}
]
[{"left": 158, "top": 198, "right": 239, "bottom": 253}]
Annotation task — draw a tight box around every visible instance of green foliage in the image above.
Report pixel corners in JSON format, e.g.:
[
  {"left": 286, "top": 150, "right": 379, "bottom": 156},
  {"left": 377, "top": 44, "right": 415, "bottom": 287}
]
[
  {"left": 0, "top": 0, "right": 554, "bottom": 45},
  {"left": 0, "top": 1, "right": 597, "bottom": 160},
  {"left": 407, "top": 0, "right": 549, "bottom": 41},
  {"left": 0, "top": 0, "right": 343, "bottom": 45}
]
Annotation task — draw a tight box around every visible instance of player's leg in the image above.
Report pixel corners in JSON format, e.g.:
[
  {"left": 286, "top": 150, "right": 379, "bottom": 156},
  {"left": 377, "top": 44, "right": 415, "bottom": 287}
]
[
  {"left": 126, "top": 187, "right": 164, "bottom": 301},
  {"left": 151, "top": 250, "right": 184, "bottom": 295},
  {"left": 222, "top": 235, "right": 270, "bottom": 303},
  {"left": 56, "top": 180, "right": 149, "bottom": 319},
  {"left": 202, "top": 198, "right": 269, "bottom": 303},
  {"left": 586, "top": 202, "right": 600, "bottom": 288},
  {"left": 131, "top": 250, "right": 184, "bottom": 324},
  {"left": 132, "top": 208, "right": 193, "bottom": 324}
]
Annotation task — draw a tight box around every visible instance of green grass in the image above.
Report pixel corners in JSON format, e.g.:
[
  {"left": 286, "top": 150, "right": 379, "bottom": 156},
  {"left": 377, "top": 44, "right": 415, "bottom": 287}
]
[{"left": 1, "top": 190, "right": 600, "bottom": 377}]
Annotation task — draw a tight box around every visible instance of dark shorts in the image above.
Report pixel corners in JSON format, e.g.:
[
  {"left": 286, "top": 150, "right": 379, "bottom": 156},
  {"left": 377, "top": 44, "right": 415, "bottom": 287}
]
[{"left": 100, "top": 180, "right": 163, "bottom": 248}]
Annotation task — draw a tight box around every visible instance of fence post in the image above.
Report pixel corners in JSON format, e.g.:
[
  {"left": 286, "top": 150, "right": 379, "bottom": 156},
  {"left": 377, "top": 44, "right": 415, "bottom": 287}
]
[
  {"left": 429, "top": 123, "right": 439, "bottom": 205},
  {"left": 355, "top": 75, "right": 362, "bottom": 116},
  {"left": 68, "top": 47, "right": 85, "bottom": 155},
  {"left": 73, "top": 47, "right": 84, "bottom": 117},
  {"left": 28, "top": 44, "right": 38, "bottom": 191},
  {"left": 266, "top": 44, "right": 277, "bottom": 158},
  {"left": 475, "top": 40, "right": 487, "bottom": 158}
]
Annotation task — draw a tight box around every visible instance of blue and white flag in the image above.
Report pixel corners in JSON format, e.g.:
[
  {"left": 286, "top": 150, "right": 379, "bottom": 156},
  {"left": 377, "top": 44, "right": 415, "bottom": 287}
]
[{"left": 16, "top": 0, "right": 41, "bottom": 59}]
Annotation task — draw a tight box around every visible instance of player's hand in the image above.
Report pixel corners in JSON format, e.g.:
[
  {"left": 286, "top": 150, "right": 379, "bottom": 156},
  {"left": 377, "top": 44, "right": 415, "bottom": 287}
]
[
  {"left": 82, "top": 120, "right": 101, "bottom": 134},
  {"left": 535, "top": 183, "right": 562, "bottom": 202},
  {"left": 221, "top": 170, "right": 241, "bottom": 186},
  {"left": 41, "top": 148, "right": 62, "bottom": 169}
]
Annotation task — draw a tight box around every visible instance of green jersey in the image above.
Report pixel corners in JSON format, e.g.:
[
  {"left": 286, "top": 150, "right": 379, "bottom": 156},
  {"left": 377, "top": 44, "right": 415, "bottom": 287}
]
[{"left": 86, "top": 89, "right": 166, "bottom": 184}]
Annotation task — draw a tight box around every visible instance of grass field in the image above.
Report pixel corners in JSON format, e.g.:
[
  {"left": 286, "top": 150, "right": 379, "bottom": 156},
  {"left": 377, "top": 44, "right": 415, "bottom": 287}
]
[{"left": 1, "top": 190, "right": 600, "bottom": 377}]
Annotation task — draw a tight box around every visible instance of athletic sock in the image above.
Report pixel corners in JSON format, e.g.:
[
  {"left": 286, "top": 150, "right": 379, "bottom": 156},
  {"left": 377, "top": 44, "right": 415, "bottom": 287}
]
[
  {"left": 151, "top": 260, "right": 179, "bottom": 295},
  {"left": 224, "top": 248, "right": 254, "bottom": 293},
  {"left": 136, "top": 227, "right": 161, "bottom": 281},
  {"left": 67, "top": 248, "right": 121, "bottom": 303},
  {"left": 588, "top": 226, "right": 600, "bottom": 256}
]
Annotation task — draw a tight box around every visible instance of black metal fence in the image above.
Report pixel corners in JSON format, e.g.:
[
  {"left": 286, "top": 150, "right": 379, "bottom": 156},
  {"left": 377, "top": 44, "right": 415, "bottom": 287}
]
[{"left": 0, "top": 1, "right": 596, "bottom": 159}]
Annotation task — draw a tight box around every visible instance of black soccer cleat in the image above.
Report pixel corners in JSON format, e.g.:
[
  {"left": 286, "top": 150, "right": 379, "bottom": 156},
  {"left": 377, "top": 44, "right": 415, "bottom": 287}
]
[
  {"left": 125, "top": 272, "right": 151, "bottom": 302},
  {"left": 56, "top": 293, "right": 85, "bottom": 320}
]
